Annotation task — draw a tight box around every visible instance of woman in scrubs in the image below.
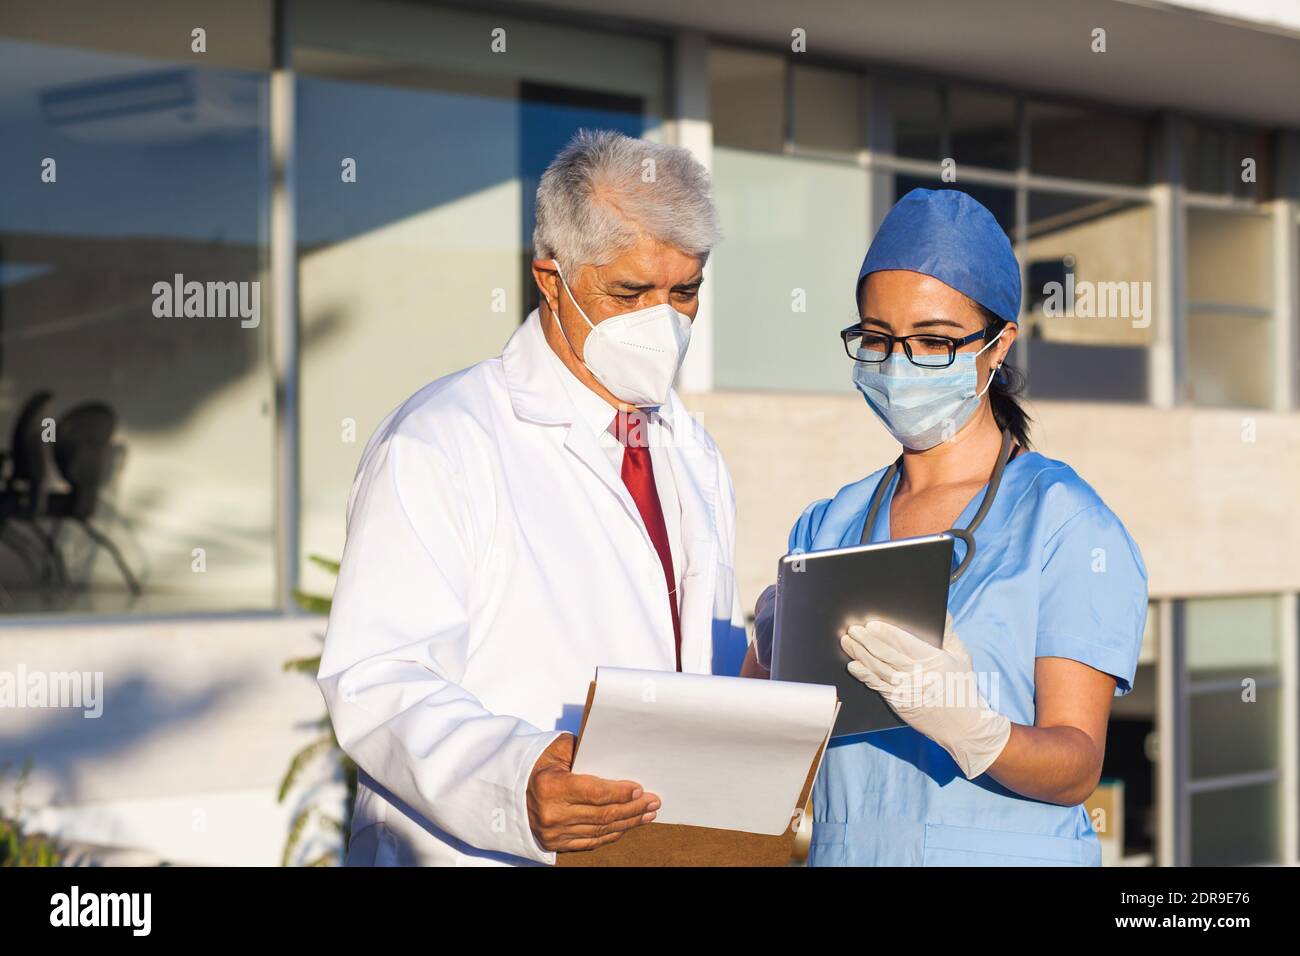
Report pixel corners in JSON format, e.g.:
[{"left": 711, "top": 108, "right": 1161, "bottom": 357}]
[{"left": 744, "top": 188, "right": 1148, "bottom": 866}]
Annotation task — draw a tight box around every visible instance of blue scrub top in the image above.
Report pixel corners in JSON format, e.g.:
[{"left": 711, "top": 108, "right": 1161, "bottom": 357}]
[{"left": 791, "top": 450, "right": 1148, "bottom": 866}]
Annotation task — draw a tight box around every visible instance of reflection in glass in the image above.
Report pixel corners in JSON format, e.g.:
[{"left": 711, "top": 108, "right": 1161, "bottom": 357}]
[
  {"left": 1229, "top": 129, "right": 1273, "bottom": 198},
  {"left": 1186, "top": 209, "right": 1274, "bottom": 408},
  {"left": 1023, "top": 191, "right": 1154, "bottom": 402},
  {"left": 948, "top": 88, "right": 1017, "bottom": 171},
  {"left": 1187, "top": 209, "right": 1273, "bottom": 310},
  {"left": 0, "top": 10, "right": 275, "bottom": 614},
  {"left": 1184, "top": 122, "right": 1232, "bottom": 195},
  {"left": 1189, "top": 688, "right": 1279, "bottom": 780},
  {"left": 1025, "top": 341, "right": 1148, "bottom": 403},
  {"left": 888, "top": 79, "right": 943, "bottom": 161},
  {"left": 712, "top": 149, "right": 868, "bottom": 393},
  {"left": 1190, "top": 782, "right": 1280, "bottom": 865},
  {"left": 1184, "top": 122, "right": 1273, "bottom": 198},
  {"left": 1027, "top": 100, "right": 1152, "bottom": 186},
  {"left": 293, "top": 1, "right": 666, "bottom": 593},
  {"left": 1183, "top": 595, "right": 1279, "bottom": 677},
  {"left": 711, "top": 47, "right": 785, "bottom": 153},
  {"left": 791, "top": 64, "right": 863, "bottom": 155}
]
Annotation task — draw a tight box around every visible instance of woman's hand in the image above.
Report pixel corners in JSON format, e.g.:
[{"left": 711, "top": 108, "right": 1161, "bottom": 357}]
[
  {"left": 841, "top": 616, "right": 1011, "bottom": 779},
  {"left": 740, "top": 585, "right": 776, "bottom": 678},
  {"left": 752, "top": 584, "right": 777, "bottom": 671}
]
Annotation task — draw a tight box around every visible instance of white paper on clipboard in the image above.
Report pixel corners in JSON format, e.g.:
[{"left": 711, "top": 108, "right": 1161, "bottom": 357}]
[{"left": 570, "top": 667, "right": 840, "bottom": 836}]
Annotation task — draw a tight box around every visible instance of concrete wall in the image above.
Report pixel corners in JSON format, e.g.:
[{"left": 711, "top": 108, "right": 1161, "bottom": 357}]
[
  {"left": 684, "top": 391, "right": 1300, "bottom": 607},
  {"left": 0, "top": 615, "right": 334, "bottom": 866}
]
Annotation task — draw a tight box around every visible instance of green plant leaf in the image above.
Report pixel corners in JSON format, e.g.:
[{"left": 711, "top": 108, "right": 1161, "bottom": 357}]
[
  {"left": 292, "top": 591, "right": 332, "bottom": 615},
  {"left": 282, "top": 806, "right": 313, "bottom": 867},
  {"left": 281, "top": 655, "right": 322, "bottom": 674},
  {"left": 307, "top": 555, "right": 341, "bottom": 575},
  {"left": 280, "top": 553, "right": 349, "bottom": 866},
  {"left": 277, "top": 734, "right": 336, "bottom": 804}
]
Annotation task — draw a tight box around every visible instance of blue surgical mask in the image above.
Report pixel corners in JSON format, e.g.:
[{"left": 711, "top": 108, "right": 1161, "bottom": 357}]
[{"left": 851, "top": 328, "right": 1005, "bottom": 450}]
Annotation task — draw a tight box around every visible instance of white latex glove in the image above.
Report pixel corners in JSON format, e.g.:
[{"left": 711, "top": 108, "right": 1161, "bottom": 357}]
[
  {"left": 753, "top": 584, "right": 777, "bottom": 670},
  {"left": 841, "top": 616, "right": 1011, "bottom": 779}
]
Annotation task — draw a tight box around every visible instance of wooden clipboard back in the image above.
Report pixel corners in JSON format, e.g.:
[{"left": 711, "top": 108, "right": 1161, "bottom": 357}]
[{"left": 554, "top": 680, "right": 830, "bottom": 867}]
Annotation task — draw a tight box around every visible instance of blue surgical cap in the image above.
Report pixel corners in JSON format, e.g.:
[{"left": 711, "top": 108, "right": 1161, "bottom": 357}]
[{"left": 856, "top": 188, "right": 1021, "bottom": 325}]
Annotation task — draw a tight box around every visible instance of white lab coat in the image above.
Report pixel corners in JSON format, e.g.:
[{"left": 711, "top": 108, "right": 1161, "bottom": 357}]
[{"left": 317, "top": 309, "right": 750, "bottom": 866}]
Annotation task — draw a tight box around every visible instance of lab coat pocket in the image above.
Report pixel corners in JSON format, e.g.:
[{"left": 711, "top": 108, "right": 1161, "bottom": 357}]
[
  {"left": 677, "top": 532, "right": 715, "bottom": 615},
  {"left": 922, "top": 823, "right": 1088, "bottom": 867}
]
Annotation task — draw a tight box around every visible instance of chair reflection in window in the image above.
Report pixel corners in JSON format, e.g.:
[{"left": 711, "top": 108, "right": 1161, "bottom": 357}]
[{"left": 0, "top": 392, "right": 141, "bottom": 599}]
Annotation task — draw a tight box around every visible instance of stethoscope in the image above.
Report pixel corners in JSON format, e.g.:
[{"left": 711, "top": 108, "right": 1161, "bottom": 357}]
[{"left": 860, "top": 428, "right": 1018, "bottom": 583}]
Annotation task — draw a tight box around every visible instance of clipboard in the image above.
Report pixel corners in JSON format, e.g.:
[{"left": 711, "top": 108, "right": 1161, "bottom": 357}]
[{"left": 555, "top": 679, "right": 836, "bottom": 867}]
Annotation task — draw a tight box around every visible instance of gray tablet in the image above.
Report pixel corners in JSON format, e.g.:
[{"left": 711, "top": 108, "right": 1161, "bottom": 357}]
[{"left": 771, "top": 534, "right": 954, "bottom": 738}]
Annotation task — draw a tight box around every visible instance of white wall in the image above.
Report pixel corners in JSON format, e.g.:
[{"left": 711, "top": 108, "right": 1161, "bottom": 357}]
[
  {"left": 1159, "top": 0, "right": 1300, "bottom": 33},
  {"left": 683, "top": 391, "right": 1300, "bottom": 607},
  {"left": 0, "top": 615, "right": 333, "bottom": 866}
]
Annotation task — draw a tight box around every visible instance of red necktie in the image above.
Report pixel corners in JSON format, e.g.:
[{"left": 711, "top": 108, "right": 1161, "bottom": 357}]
[{"left": 611, "top": 409, "right": 682, "bottom": 671}]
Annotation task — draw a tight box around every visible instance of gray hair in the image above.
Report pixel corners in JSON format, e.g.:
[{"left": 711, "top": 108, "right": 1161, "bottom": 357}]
[{"left": 533, "top": 129, "right": 722, "bottom": 276}]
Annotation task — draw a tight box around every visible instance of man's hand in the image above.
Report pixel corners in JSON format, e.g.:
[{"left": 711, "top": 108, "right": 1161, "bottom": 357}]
[{"left": 527, "top": 734, "right": 660, "bottom": 852}]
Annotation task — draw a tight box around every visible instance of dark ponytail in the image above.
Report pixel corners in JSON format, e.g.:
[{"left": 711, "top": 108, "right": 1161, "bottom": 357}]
[{"left": 972, "top": 302, "right": 1032, "bottom": 449}]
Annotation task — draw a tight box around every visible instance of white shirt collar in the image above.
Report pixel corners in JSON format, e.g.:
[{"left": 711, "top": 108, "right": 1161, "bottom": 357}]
[{"left": 542, "top": 321, "right": 673, "bottom": 439}]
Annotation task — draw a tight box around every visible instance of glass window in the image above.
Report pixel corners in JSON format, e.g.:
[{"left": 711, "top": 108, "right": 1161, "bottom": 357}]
[
  {"left": 887, "top": 79, "right": 943, "bottom": 162},
  {"left": 893, "top": 175, "right": 1015, "bottom": 236},
  {"left": 1230, "top": 129, "right": 1273, "bottom": 199},
  {"left": 790, "top": 63, "right": 863, "bottom": 155},
  {"left": 1190, "top": 783, "right": 1281, "bottom": 866},
  {"left": 1182, "top": 595, "right": 1283, "bottom": 865},
  {"left": 294, "top": 0, "right": 667, "bottom": 594},
  {"left": 1023, "top": 191, "right": 1155, "bottom": 402},
  {"left": 712, "top": 149, "right": 868, "bottom": 392},
  {"left": 1027, "top": 100, "right": 1153, "bottom": 185},
  {"left": 0, "top": 0, "right": 276, "bottom": 614},
  {"left": 1189, "top": 689, "right": 1279, "bottom": 779},
  {"left": 1025, "top": 341, "right": 1148, "bottom": 404},
  {"left": 948, "top": 87, "right": 1017, "bottom": 171},
  {"left": 1185, "top": 208, "right": 1274, "bottom": 408},
  {"left": 710, "top": 47, "right": 785, "bottom": 153},
  {"left": 1184, "top": 594, "right": 1279, "bottom": 678},
  {"left": 1184, "top": 122, "right": 1231, "bottom": 195},
  {"left": 1185, "top": 122, "right": 1273, "bottom": 198}
]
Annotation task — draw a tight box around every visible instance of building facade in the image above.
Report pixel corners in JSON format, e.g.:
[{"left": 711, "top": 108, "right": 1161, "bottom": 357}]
[{"left": 1, "top": 0, "right": 1298, "bottom": 866}]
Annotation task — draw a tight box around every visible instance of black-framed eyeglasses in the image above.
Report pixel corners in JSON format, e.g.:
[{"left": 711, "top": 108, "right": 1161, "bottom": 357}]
[{"left": 840, "top": 324, "right": 989, "bottom": 369}]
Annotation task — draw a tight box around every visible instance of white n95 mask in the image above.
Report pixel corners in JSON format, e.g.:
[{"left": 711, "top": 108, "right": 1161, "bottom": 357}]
[{"left": 550, "top": 260, "right": 692, "bottom": 408}]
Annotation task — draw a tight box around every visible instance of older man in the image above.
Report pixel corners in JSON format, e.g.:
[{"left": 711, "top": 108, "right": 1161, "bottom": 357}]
[{"left": 318, "top": 130, "right": 749, "bottom": 866}]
